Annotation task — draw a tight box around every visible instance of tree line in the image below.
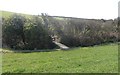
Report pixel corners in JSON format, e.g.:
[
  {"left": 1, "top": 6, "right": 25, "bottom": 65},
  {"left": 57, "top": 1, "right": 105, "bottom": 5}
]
[{"left": 2, "top": 13, "right": 119, "bottom": 50}]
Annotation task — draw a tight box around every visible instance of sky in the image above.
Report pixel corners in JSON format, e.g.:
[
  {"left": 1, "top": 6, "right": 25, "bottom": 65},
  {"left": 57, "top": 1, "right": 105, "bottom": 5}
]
[{"left": 0, "top": 0, "right": 119, "bottom": 19}]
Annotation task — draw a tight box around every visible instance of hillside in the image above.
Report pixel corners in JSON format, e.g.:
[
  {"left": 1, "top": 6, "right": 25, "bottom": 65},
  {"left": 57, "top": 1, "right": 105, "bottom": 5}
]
[
  {"left": 2, "top": 11, "right": 33, "bottom": 18},
  {"left": 2, "top": 11, "right": 113, "bottom": 21}
]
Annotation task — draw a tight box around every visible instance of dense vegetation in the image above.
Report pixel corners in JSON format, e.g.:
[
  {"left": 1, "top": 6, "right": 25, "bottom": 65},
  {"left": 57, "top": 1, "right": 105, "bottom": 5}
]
[
  {"left": 46, "top": 16, "right": 118, "bottom": 47},
  {"left": 2, "top": 43, "right": 118, "bottom": 73},
  {"left": 2, "top": 11, "right": 119, "bottom": 50},
  {"left": 2, "top": 14, "right": 55, "bottom": 50}
]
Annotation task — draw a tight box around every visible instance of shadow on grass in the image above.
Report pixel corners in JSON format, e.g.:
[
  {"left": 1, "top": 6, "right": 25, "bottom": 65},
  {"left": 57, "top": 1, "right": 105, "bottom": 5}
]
[
  {"left": 1, "top": 48, "right": 60, "bottom": 53},
  {"left": 1, "top": 42, "right": 119, "bottom": 53}
]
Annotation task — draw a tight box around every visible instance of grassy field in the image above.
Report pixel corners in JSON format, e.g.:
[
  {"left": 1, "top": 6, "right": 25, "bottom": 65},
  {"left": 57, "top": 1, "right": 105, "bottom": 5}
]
[
  {"left": 2, "top": 43, "right": 118, "bottom": 73},
  {"left": 1, "top": 11, "right": 68, "bottom": 20},
  {"left": 1, "top": 11, "right": 33, "bottom": 19}
]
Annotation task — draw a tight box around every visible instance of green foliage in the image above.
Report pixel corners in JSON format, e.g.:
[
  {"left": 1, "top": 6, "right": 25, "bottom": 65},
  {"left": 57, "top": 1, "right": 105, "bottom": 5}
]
[
  {"left": 2, "top": 14, "right": 56, "bottom": 50},
  {"left": 39, "top": 15, "right": 118, "bottom": 47},
  {"left": 2, "top": 11, "right": 119, "bottom": 48},
  {"left": 2, "top": 43, "right": 118, "bottom": 73},
  {"left": 24, "top": 16, "right": 55, "bottom": 49},
  {"left": 2, "top": 14, "right": 26, "bottom": 49},
  {"left": 47, "top": 18, "right": 118, "bottom": 47}
]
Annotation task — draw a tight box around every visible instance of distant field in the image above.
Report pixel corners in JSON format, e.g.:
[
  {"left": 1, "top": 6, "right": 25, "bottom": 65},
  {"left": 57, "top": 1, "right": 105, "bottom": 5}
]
[
  {"left": 2, "top": 11, "right": 33, "bottom": 18},
  {"left": 2, "top": 43, "right": 118, "bottom": 73},
  {"left": 2, "top": 11, "right": 14, "bottom": 18},
  {"left": 1, "top": 11, "right": 66, "bottom": 20}
]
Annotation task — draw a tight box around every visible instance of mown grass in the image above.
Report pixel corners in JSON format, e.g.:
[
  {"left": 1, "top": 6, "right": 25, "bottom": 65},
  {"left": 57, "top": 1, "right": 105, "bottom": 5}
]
[{"left": 2, "top": 43, "right": 118, "bottom": 73}]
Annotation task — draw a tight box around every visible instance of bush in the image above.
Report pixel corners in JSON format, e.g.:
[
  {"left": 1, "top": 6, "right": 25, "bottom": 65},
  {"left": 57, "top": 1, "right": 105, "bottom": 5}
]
[{"left": 2, "top": 14, "right": 56, "bottom": 50}]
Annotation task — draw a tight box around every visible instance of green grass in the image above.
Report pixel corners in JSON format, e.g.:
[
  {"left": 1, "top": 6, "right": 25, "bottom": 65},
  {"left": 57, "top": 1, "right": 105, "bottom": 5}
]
[
  {"left": 1, "top": 11, "right": 14, "bottom": 18},
  {"left": 1, "top": 11, "right": 65, "bottom": 20},
  {"left": 1, "top": 11, "right": 33, "bottom": 19},
  {"left": 2, "top": 43, "right": 118, "bottom": 73}
]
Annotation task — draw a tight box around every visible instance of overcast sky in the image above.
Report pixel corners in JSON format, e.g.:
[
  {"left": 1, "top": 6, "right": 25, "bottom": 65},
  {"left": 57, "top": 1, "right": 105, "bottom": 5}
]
[{"left": 0, "top": 0, "right": 119, "bottom": 19}]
